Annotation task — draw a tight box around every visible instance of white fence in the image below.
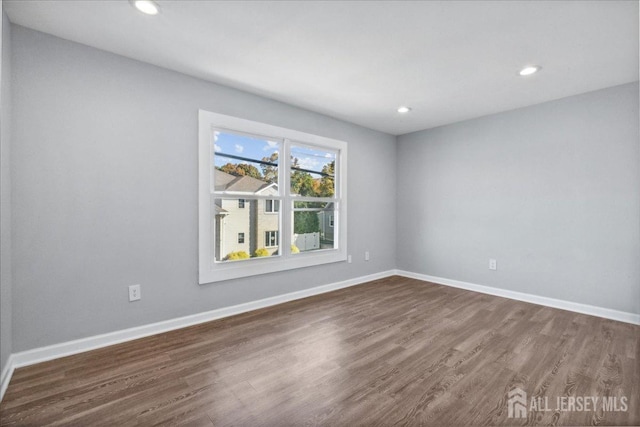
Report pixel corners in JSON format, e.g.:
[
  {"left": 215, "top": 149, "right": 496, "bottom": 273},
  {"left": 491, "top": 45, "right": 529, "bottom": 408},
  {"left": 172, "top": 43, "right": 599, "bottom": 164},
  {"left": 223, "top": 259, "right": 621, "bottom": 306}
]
[{"left": 294, "top": 232, "right": 320, "bottom": 251}]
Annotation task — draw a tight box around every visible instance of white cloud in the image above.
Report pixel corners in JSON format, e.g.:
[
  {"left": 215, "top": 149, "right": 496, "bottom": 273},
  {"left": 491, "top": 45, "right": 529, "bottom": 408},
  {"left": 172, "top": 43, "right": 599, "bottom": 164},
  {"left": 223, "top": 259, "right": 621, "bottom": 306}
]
[
  {"left": 264, "top": 140, "right": 279, "bottom": 150},
  {"left": 325, "top": 152, "right": 334, "bottom": 159},
  {"left": 235, "top": 144, "right": 244, "bottom": 154},
  {"left": 297, "top": 156, "right": 320, "bottom": 171},
  {"left": 213, "top": 131, "right": 220, "bottom": 142},
  {"left": 214, "top": 144, "right": 222, "bottom": 152}
]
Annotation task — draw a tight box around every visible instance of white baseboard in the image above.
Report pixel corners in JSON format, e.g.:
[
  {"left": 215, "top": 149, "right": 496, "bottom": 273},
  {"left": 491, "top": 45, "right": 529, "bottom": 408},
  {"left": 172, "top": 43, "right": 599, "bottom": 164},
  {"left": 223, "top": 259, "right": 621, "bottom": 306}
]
[
  {"left": 0, "top": 270, "right": 395, "bottom": 402},
  {"left": 395, "top": 270, "right": 640, "bottom": 326}
]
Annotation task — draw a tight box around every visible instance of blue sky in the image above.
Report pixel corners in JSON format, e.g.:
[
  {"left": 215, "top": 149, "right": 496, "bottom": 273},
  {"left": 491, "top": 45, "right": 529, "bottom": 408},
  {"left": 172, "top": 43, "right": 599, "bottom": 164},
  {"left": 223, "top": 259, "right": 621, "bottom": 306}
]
[{"left": 213, "top": 131, "right": 335, "bottom": 175}]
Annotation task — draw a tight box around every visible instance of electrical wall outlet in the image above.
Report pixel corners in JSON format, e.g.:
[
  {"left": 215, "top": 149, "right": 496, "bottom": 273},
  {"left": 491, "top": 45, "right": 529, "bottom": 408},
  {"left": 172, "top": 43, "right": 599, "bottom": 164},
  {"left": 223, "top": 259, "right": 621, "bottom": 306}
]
[
  {"left": 489, "top": 259, "right": 497, "bottom": 271},
  {"left": 365, "top": 251, "right": 370, "bottom": 261},
  {"left": 129, "top": 284, "right": 141, "bottom": 302}
]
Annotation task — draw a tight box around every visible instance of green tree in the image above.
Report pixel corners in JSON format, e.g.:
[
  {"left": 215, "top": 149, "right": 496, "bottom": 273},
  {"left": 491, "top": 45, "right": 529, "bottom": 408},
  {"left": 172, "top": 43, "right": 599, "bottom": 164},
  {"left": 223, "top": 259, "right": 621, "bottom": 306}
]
[
  {"left": 319, "top": 160, "right": 335, "bottom": 197},
  {"left": 260, "top": 152, "right": 278, "bottom": 184},
  {"left": 294, "top": 211, "right": 319, "bottom": 234},
  {"left": 290, "top": 157, "right": 316, "bottom": 196},
  {"left": 290, "top": 157, "right": 333, "bottom": 234},
  {"left": 218, "top": 163, "right": 262, "bottom": 179}
]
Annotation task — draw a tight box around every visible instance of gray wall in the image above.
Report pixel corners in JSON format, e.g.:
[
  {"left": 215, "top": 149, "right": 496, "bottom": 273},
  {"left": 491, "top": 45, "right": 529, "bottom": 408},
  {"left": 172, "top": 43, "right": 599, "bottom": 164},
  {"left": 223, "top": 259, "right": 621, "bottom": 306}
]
[
  {"left": 397, "top": 82, "right": 640, "bottom": 314},
  {"left": 5, "top": 22, "right": 639, "bottom": 358},
  {"left": 1, "top": 12, "right": 13, "bottom": 375},
  {"left": 10, "top": 25, "right": 397, "bottom": 352}
]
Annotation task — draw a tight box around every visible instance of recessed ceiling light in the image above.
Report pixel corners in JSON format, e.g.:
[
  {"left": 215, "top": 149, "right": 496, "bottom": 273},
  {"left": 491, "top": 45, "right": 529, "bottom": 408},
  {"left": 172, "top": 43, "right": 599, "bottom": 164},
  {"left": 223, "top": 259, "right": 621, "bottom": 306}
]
[
  {"left": 132, "top": 0, "right": 160, "bottom": 15},
  {"left": 519, "top": 66, "right": 541, "bottom": 76},
  {"left": 397, "top": 106, "right": 412, "bottom": 113}
]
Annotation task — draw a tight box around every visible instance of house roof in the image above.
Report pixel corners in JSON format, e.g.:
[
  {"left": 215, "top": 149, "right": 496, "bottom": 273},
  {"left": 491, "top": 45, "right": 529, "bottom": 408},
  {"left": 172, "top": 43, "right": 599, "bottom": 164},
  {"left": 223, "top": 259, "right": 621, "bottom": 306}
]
[
  {"left": 214, "top": 169, "right": 276, "bottom": 194},
  {"left": 214, "top": 169, "right": 236, "bottom": 191}
]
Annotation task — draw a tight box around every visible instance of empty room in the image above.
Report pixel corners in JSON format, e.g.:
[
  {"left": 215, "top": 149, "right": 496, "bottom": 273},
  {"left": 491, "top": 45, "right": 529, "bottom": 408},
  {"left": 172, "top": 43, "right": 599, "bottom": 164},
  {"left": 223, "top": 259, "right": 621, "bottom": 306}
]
[{"left": 0, "top": 1, "right": 638, "bottom": 426}]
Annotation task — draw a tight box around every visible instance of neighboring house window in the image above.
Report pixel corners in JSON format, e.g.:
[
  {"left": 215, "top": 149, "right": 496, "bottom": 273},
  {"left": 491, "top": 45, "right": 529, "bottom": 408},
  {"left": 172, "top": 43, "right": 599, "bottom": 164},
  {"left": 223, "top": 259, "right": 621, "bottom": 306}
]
[
  {"left": 199, "top": 110, "right": 347, "bottom": 283},
  {"left": 265, "top": 231, "right": 279, "bottom": 247},
  {"left": 265, "top": 199, "right": 279, "bottom": 213}
]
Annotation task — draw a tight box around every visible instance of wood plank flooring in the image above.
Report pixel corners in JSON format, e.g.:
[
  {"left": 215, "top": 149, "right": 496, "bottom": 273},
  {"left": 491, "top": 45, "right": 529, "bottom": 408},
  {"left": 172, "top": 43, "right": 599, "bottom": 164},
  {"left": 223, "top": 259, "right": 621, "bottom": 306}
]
[{"left": 1, "top": 276, "right": 638, "bottom": 426}]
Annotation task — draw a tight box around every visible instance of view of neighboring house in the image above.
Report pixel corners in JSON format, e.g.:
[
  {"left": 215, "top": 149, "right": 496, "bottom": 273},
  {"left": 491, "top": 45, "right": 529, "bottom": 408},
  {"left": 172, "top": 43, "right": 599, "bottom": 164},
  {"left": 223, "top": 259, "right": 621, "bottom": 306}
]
[
  {"left": 213, "top": 169, "right": 336, "bottom": 260},
  {"left": 318, "top": 210, "right": 334, "bottom": 243},
  {"left": 214, "top": 169, "right": 280, "bottom": 261}
]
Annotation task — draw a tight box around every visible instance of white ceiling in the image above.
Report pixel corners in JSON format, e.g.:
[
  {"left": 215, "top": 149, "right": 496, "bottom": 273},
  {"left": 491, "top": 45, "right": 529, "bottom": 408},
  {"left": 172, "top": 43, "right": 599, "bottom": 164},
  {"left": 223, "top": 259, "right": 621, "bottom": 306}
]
[{"left": 4, "top": 1, "right": 639, "bottom": 135}]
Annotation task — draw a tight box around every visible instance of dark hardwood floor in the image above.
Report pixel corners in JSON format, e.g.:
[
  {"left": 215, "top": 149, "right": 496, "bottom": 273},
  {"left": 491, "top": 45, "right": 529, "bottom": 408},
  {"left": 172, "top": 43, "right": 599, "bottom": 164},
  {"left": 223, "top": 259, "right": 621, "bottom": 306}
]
[{"left": 1, "top": 276, "right": 638, "bottom": 426}]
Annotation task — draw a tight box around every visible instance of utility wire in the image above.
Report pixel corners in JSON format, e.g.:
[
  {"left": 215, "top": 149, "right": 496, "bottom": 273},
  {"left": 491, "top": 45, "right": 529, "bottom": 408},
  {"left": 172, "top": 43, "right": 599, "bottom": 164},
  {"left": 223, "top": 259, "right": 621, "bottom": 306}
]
[{"left": 216, "top": 152, "right": 334, "bottom": 178}]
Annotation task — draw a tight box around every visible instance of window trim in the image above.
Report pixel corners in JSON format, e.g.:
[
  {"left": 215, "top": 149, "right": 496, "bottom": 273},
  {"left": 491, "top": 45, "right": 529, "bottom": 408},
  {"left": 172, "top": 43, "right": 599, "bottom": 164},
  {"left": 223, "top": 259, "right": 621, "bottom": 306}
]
[{"left": 199, "top": 110, "right": 347, "bottom": 284}]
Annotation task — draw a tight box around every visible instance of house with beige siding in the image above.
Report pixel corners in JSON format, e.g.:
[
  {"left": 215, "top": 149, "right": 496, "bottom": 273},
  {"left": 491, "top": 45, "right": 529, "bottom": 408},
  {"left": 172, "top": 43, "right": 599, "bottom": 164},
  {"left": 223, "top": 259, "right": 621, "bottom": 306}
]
[{"left": 214, "top": 170, "right": 279, "bottom": 260}]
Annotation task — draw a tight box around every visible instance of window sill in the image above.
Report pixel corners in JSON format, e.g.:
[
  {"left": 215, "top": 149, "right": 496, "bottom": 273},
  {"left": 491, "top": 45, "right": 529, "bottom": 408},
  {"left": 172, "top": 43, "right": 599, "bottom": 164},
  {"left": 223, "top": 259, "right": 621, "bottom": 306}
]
[{"left": 200, "top": 250, "right": 347, "bottom": 283}]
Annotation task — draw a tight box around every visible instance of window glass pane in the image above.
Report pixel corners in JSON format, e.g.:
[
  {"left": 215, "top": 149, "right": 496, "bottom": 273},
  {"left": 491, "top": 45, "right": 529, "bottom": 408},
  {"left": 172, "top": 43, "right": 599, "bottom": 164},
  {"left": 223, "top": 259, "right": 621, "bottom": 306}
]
[
  {"left": 290, "top": 145, "right": 336, "bottom": 197},
  {"left": 214, "top": 198, "right": 280, "bottom": 261},
  {"left": 214, "top": 130, "right": 280, "bottom": 194},
  {"left": 292, "top": 201, "right": 335, "bottom": 253}
]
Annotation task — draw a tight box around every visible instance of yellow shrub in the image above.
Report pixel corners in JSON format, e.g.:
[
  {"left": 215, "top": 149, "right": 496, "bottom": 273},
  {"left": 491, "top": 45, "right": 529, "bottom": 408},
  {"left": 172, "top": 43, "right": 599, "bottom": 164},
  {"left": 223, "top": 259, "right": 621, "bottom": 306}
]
[
  {"left": 254, "top": 248, "right": 270, "bottom": 257},
  {"left": 291, "top": 244, "right": 300, "bottom": 254},
  {"left": 225, "top": 251, "right": 250, "bottom": 261}
]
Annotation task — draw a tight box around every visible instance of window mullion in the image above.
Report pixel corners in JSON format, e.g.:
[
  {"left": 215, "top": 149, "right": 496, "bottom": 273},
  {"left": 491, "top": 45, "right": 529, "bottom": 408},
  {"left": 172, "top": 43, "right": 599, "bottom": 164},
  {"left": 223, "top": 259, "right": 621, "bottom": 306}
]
[{"left": 281, "top": 139, "right": 292, "bottom": 258}]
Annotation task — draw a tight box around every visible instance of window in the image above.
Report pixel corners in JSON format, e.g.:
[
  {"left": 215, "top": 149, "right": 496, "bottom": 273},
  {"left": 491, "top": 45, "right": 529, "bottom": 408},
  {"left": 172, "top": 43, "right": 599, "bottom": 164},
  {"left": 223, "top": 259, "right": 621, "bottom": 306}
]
[
  {"left": 265, "top": 199, "right": 279, "bottom": 213},
  {"left": 265, "top": 231, "right": 279, "bottom": 247},
  {"left": 199, "top": 110, "right": 347, "bottom": 283}
]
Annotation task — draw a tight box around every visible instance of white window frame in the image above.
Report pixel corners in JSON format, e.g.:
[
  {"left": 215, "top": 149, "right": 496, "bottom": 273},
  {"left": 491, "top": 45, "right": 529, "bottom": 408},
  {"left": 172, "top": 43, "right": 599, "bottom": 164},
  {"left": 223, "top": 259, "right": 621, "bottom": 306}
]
[{"left": 199, "top": 110, "right": 348, "bottom": 284}]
